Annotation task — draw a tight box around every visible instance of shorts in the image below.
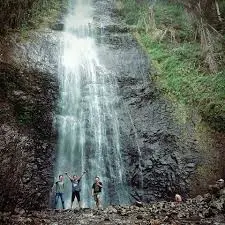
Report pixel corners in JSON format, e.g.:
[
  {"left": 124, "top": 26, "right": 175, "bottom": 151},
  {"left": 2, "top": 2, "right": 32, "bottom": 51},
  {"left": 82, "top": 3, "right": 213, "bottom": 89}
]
[
  {"left": 93, "top": 192, "right": 101, "bottom": 201},
  {"left": 72, "top": 191, "right": 80, "bottom": 202}
]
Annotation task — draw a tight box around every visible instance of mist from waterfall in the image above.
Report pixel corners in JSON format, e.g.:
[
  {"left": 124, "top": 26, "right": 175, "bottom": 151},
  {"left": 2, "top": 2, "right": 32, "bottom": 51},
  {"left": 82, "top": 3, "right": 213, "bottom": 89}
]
[{"left": 54, "top": 0, "right": 129, "bottom": 208}]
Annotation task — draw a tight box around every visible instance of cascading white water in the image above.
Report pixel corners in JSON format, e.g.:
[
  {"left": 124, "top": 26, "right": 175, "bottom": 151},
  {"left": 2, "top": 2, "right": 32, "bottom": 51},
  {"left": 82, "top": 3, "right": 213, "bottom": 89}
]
[{"left": 54, "top": 0, "right": 129, "bottom": 208}]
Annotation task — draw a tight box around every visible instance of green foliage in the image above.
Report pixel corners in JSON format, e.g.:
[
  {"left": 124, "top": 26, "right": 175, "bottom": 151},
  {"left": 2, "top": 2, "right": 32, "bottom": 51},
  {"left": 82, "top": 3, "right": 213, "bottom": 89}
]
[
  {"left": 118, "top": 0, "right": 194, "bottom": 40},
  {"left": 117, "top": 0, "right": 151, "bottom": 30},
  {"left": 0, "top": 0, "right": 65, "bottom": 34},
  {"left": 153, "top": 2, "right": 194, "bottom": 41},
  {"left": 220, "top": 0, "right": 225, "bottom": 14},
  {"left": 118, "top": 0, "right": 146, "bottom": 25},
  {"left": 140, "top": 33, "right": 225, "bottom": 129},
  {"left": 117, "top": 0, "right": 225, "bottom": 130},
  {"left": 154, "top": 2, "right": 183, "bottom": 25}
]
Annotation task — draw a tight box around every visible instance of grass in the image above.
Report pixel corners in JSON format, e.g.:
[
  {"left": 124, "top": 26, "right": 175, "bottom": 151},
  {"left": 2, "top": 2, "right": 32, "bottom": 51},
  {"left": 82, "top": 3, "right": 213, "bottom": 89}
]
[
  {"left": 117, "top": 0, "right": 225, "bottom": 131},
  {"left": 141, "top": 34, "right": 225, "bottom": 126}
]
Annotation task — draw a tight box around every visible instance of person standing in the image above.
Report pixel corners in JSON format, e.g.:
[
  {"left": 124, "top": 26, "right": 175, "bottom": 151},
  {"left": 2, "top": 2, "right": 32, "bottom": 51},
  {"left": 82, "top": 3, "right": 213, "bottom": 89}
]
[
  {"left": 92, "top": 176, "right": 103, "bottom": 209},
  {"left": 53, "top": 175, "right": 65, "bottom": 209},
  {"left": 65, "top": 171, "right": 86, "bottom": 209}
]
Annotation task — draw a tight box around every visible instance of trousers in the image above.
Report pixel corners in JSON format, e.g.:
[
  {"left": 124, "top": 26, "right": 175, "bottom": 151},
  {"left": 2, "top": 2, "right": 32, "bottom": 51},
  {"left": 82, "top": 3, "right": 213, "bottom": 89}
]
[{"left": 55, "top": 192, "right": 65, "bottom": 209}]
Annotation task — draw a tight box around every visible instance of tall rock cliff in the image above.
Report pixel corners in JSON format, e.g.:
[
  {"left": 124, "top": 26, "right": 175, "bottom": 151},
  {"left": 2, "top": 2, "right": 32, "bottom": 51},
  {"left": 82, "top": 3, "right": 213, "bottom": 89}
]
[{"left": 0, "top": 0, "right": 225, "bottom": 211}]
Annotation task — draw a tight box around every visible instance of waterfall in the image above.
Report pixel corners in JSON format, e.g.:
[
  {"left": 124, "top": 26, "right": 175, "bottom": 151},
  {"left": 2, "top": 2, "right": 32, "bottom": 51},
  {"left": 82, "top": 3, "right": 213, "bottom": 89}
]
[{"left": 54, "top": 0, "right": 129, "bottom": 208}]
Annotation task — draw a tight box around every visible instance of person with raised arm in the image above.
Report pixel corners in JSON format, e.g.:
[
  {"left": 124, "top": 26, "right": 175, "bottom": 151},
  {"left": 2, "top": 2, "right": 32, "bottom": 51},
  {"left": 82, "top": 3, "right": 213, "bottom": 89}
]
[{"left": 65, "top": 171, "right": 86, "bottom": 209}]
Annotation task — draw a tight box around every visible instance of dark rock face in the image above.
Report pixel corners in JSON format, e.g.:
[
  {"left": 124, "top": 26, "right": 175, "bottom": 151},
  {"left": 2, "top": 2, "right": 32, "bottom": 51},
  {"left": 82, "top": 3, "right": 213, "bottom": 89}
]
[
  {"left": 93, "top": 0, "right": 199, "bottom": 202},
  {"left": 0, "top": 30, "right": 60, "bottom": 211},
  {"left": 0, "top": 0, "right": 225, "bottom": 212}
]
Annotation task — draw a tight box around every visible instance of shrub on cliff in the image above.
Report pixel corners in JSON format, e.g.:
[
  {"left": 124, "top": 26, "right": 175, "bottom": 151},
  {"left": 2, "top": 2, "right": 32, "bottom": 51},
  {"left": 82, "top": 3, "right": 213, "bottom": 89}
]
[
  {"left": 0, "top": 0, "right": 64, "bottom": 34},
  {"left": 117, "top": 0, "right": 225, "bottom": 131}
]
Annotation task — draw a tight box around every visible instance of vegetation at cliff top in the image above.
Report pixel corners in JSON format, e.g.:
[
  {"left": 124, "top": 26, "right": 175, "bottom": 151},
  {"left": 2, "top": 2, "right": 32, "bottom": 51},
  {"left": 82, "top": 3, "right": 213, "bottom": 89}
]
[
  {"left": 117, "top": 0, "right": 225, "bottom": 131},
  {"left": 0, "top": 0, "right": 64, "bottom": 34}
]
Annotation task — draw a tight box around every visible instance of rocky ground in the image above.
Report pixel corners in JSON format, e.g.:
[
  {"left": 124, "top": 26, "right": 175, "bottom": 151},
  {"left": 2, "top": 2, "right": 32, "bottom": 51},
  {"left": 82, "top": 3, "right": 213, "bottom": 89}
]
[{"left": 1, "top": 190, "right": 225, "bottom": 225}]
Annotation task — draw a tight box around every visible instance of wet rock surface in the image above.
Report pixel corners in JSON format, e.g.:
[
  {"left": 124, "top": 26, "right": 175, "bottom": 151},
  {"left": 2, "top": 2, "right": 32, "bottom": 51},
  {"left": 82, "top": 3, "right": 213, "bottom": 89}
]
[
  {"left": 0, "top": 62, "right": 58, "bottom": 211},
  {"left": 1, "top": 191, "right": 225, "bottom": 225},
  {"left": 0, "top": 29, "right": 60, "bottom": 211},
  {"left": 93, "top": 0, "right": 199, "bottom": 202},
  {"left": 1, "top": 0, "right": 225, "bottom": 213},
  {"left": 0, "top": 30, "right": 61, "bottom": 75}
]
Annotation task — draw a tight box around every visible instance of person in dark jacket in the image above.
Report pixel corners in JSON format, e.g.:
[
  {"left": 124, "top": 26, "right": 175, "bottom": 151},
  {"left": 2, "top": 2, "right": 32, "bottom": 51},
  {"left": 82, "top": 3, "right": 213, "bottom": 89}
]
[
  {"left": 65, "top": 171, "right": 86, "bottom": 209},
  {"left": 92, "top": 176, "right": 103, "bottom": 209}
]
